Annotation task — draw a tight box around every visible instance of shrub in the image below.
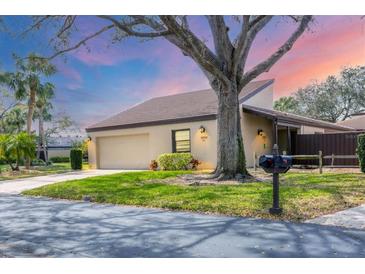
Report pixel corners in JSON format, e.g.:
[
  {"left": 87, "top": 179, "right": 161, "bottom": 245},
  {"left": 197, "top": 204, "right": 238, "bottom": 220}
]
[
  {"left": 70, "top": 148, "right": 83, "bottom": 170},
  {"left": 50, "top": 156, "right": 70, "bottom": 163},
  {"left": 157, "top": 153, "right": 193, "bottom": 170},
  {"left": 149, "top": 160, "right": 158, "bottom": 171},
  {"left": 357, "top": 134, "right": 365, "bottom": 173},
  {"left": 72, "top": 139, "right": 89, "bottom": 159},
  {"left": 31, "top": 159, "right": 46, "bottom": 166},
  {"left": 189, "top": 158, "right": 201, "bottom": 170}
]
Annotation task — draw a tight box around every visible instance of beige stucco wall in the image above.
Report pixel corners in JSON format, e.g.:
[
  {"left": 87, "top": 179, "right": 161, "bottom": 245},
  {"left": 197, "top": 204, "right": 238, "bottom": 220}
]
[
  {"left": 241, "top": 112, "right": 274, "bottom": 167},
  {"left": 244, "top": 84, "right": 273, "bottom": 110},
  {"left": 88, "top": 120, "right": 217, "bottom": 170},
  {"left": 300, "top": 125, "right": 325, "bottom": 134}
]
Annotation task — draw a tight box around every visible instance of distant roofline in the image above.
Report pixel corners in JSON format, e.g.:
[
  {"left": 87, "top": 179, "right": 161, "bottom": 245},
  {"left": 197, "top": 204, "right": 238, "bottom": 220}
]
[
  {"left": 86, "top": 79, "right": 274, "bottom": 131},
  {"left": 242, "top": 104, "right": 354, "bottom": 131}
]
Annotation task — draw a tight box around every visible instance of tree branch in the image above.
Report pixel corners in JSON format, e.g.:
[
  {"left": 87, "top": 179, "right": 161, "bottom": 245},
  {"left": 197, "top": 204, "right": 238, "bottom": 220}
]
[
  {"left": 233, "top": 16, "right": 273, "bottom": 83},
  {"left": 206, "top": 16, "right": 233, "bottom": 69},
  {"left": 159, "top": 15, "right": 230, "bottom": 88},
  {"left": 46, "top": 24, "right": 115, "bottom": 60},
  {"left": 97, "top": 15, "right": 171, "bottom": 38},
  {"left": 239, "top": 15, "right": 312, "bottom": 89}
]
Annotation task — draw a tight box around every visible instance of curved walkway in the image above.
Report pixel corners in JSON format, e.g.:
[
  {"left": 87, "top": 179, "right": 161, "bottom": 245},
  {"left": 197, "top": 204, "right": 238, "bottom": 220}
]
[{"left": 0, "top": 195, "right": 364, "bottom": 258}]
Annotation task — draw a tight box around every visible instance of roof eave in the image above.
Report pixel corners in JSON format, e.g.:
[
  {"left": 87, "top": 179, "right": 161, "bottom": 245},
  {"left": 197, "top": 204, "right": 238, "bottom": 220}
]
[{"left": 86, "top": 114, "right": 217, "bottom": 133}]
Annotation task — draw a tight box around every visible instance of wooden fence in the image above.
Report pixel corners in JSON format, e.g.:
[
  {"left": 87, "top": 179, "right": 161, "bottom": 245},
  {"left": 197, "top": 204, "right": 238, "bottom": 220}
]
[
  {"left": 253, "top": 151, "right": 358, "bottom": 174},
  {"left": 294, "top": 132, "right": 364, "bottom": 166}
]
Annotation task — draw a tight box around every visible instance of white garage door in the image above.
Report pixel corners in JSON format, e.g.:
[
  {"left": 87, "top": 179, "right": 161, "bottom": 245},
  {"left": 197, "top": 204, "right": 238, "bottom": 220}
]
[{"left": 98, "top": 134, "right": 150, "bottom": 169}]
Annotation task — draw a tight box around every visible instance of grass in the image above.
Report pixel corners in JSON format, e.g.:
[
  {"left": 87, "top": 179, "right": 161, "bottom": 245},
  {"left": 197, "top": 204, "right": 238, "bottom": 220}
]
[
  {"left": 23, "top": 170, "right": 365, "bottom": 221},
  {"left": 0, "top": 162, "right": 89, "bottom": 181}
]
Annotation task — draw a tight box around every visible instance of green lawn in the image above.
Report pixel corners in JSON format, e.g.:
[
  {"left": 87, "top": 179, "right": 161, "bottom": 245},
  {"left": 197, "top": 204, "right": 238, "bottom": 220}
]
[
  {"left": 0, "top": 162, "right": 89, "bottom": 181},
  {"left": 23, "top": 170, "right": 365, "bottom": 221}
]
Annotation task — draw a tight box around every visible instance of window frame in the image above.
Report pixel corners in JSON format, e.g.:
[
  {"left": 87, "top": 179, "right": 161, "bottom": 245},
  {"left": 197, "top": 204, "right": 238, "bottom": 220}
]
[{"left": 171, "top": 128, "right": 191, "bottom": 153}]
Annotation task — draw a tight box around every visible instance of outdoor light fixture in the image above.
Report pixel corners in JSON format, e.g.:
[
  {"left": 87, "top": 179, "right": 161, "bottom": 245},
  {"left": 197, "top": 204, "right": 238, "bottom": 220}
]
[
  {"left": 87, "top": 136, "right": 92, "bottom": 141},
  {"left": 257, "top": 129, "right": 263, "bottom": 136},
  {"left": 199, "top": 126, "right": 206, "bottom": 134}
]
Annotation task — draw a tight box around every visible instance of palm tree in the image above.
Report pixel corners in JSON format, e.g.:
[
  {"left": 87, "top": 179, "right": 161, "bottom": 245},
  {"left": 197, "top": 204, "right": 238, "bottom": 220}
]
[
  {"left": 0, "top": 132, "right": 36, "bottom": 171},
  {"left": 0, "top": 105, "right": 27, "bottom": 134},
  {"left": 2, "top": 53, "right": 56, "bottom": 168},
  {"left": 34, "top": 82, "right": 55, "bottom": 163},
  {"left": 8, "top": 54, "right": 56, "bottom": 134}
]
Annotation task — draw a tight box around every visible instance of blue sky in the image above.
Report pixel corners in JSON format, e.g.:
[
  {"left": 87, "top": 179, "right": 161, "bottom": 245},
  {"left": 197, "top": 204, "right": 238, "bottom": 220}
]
[{"left": 1, "top": 16, "right": 364, "bottom": 129}]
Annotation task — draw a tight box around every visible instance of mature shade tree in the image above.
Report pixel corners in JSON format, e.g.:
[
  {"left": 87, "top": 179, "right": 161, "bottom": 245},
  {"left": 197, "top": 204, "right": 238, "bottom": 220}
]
[
  {"left": 23, "top": 15, "right": 312, "bottom": 179},
  {"left": 273, "top": 96, "right": 299, "bottom": 113},
  {"left": 34, "top": 82, "right": 55, "bottom": 162},
  {"left": 274, "top": 66, "right": 365, "bottom": 122}
]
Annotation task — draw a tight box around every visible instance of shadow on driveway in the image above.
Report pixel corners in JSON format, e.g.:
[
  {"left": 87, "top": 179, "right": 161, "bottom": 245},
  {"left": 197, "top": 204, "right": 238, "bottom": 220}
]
[{"left": 0, "top": 195, "right": 364, "bottom": 258}]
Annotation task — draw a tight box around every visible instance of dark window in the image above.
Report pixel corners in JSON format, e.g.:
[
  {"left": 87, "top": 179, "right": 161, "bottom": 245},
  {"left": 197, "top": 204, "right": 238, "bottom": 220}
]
[{"left": 172, "top": 129, "right": 191, "bottom": 153}]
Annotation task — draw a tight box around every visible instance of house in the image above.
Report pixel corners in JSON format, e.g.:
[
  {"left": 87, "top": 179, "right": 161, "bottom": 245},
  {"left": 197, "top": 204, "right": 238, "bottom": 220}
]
[
  {"left": 336, "top": 112, "right": 365, "bottom": 130},
  {"left": 86, "top": 79, "right": 354, "bottom": 169},
  {"left": 46, "top": 136, "right": 85, "bottom": 159}
]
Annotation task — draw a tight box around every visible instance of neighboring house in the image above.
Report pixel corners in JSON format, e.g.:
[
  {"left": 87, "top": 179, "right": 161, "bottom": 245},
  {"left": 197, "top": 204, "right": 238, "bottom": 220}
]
[
  {"left": 86, "top": 79, "right": 353, "bottom": 169},
  {"left": 47, "top": 136, "right": 85, "bottom": 159},
  {"left": 336, "top": 112, "right": 365, "bottom": 130}
]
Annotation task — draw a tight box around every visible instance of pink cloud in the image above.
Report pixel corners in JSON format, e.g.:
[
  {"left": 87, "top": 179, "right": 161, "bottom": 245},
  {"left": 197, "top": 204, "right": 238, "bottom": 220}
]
[{"left": 54, "top": 61, "right": 83, "bottom": 90}]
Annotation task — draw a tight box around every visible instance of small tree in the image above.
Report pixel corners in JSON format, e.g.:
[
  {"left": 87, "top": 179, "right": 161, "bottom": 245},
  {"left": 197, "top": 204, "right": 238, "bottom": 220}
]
[
  {"left": 358, "top": 134, "right": 365, "bottom": 173},
  {"left": 0, "top": 132, "right": 36, "bottom": 171}
]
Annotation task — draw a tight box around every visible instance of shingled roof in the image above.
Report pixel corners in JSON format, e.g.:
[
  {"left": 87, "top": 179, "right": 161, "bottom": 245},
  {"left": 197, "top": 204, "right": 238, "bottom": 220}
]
[
  {"left": 86, "top": 79, "right": 274, "bottom": 132},
  {"left": 242, "top": 104, "right": 354, "bottom": 131}
]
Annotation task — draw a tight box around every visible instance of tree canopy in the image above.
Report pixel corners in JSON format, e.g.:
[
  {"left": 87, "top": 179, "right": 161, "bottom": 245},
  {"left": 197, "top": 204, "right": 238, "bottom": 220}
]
[{"left": 274, "top": 66, "right": 365, "bottom": 122}]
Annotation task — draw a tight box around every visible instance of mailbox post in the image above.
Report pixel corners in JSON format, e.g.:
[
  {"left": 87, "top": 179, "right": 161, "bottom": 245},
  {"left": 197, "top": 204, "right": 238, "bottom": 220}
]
[
  {"left": 270, "top": 144, "right": 282, "bottom": 214},
  {"left": 259, "top": 144, "right": 293, "bottom": 215}
]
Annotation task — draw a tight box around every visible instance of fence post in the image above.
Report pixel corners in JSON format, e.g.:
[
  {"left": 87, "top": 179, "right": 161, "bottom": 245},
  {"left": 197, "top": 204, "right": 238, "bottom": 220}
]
[
  {"left": 253, "top": 152, "right": 257, "bottom": 171},
  {"left": 331, "top": 153, "right": 335, "bottom": 167},
  {"left": 319, "top": 150, "right": 323, "bottom": 174}
]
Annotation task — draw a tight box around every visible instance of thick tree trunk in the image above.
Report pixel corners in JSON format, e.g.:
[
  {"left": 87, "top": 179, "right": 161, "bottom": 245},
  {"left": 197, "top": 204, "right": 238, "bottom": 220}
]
[{"left": 214, "top": 84, "right": 247, "bottom": 179}]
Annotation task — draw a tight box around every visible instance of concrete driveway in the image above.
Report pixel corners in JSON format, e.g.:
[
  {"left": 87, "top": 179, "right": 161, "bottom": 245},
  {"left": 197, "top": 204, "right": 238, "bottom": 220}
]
[
  {"left": 0, "top": 169, "right": 132, "bottom": 194},
  {"left": 0, "top": 195, "right": 365, "bottom": 258}
]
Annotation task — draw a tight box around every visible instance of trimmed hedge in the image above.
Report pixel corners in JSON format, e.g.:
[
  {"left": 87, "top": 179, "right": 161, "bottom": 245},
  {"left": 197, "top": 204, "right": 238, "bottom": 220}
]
[
  {"left": 70, "top": 149, "right": 83, "bottom": 170},
  {"left": 50, "top": 156, "right": 70, "bottom": 163},
  {"left": 358, "top": 134, "right": 365, "bottom": 173},
  {"left": 157, "top": 153, "right": 193, "bottom": 170}
]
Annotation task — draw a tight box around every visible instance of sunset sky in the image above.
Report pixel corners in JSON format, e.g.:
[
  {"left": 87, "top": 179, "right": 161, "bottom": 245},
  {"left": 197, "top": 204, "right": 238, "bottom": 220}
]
[{"left": 0, "top": 16, "right": 364, "bottom": 129}]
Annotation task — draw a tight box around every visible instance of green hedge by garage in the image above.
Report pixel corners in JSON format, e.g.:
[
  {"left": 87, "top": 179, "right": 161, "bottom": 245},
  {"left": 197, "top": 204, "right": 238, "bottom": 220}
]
[
  {"left": 157, "top": 153, "right": 193, "bottom": 170},
  {"left": 70, "top": 149, "right": 83, "bottom": 170},
  {"left": 358, "top": 134, "right": 365, "bottom": 173}
]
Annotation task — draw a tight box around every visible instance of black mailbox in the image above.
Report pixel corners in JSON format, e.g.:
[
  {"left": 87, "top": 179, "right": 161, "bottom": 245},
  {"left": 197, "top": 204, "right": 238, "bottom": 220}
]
[
  {"left": 259, "top": 155, "right": 292, "bottom": 174},
  {"left": 258, "top": 144, "right": 293, "bottom": 215}
]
